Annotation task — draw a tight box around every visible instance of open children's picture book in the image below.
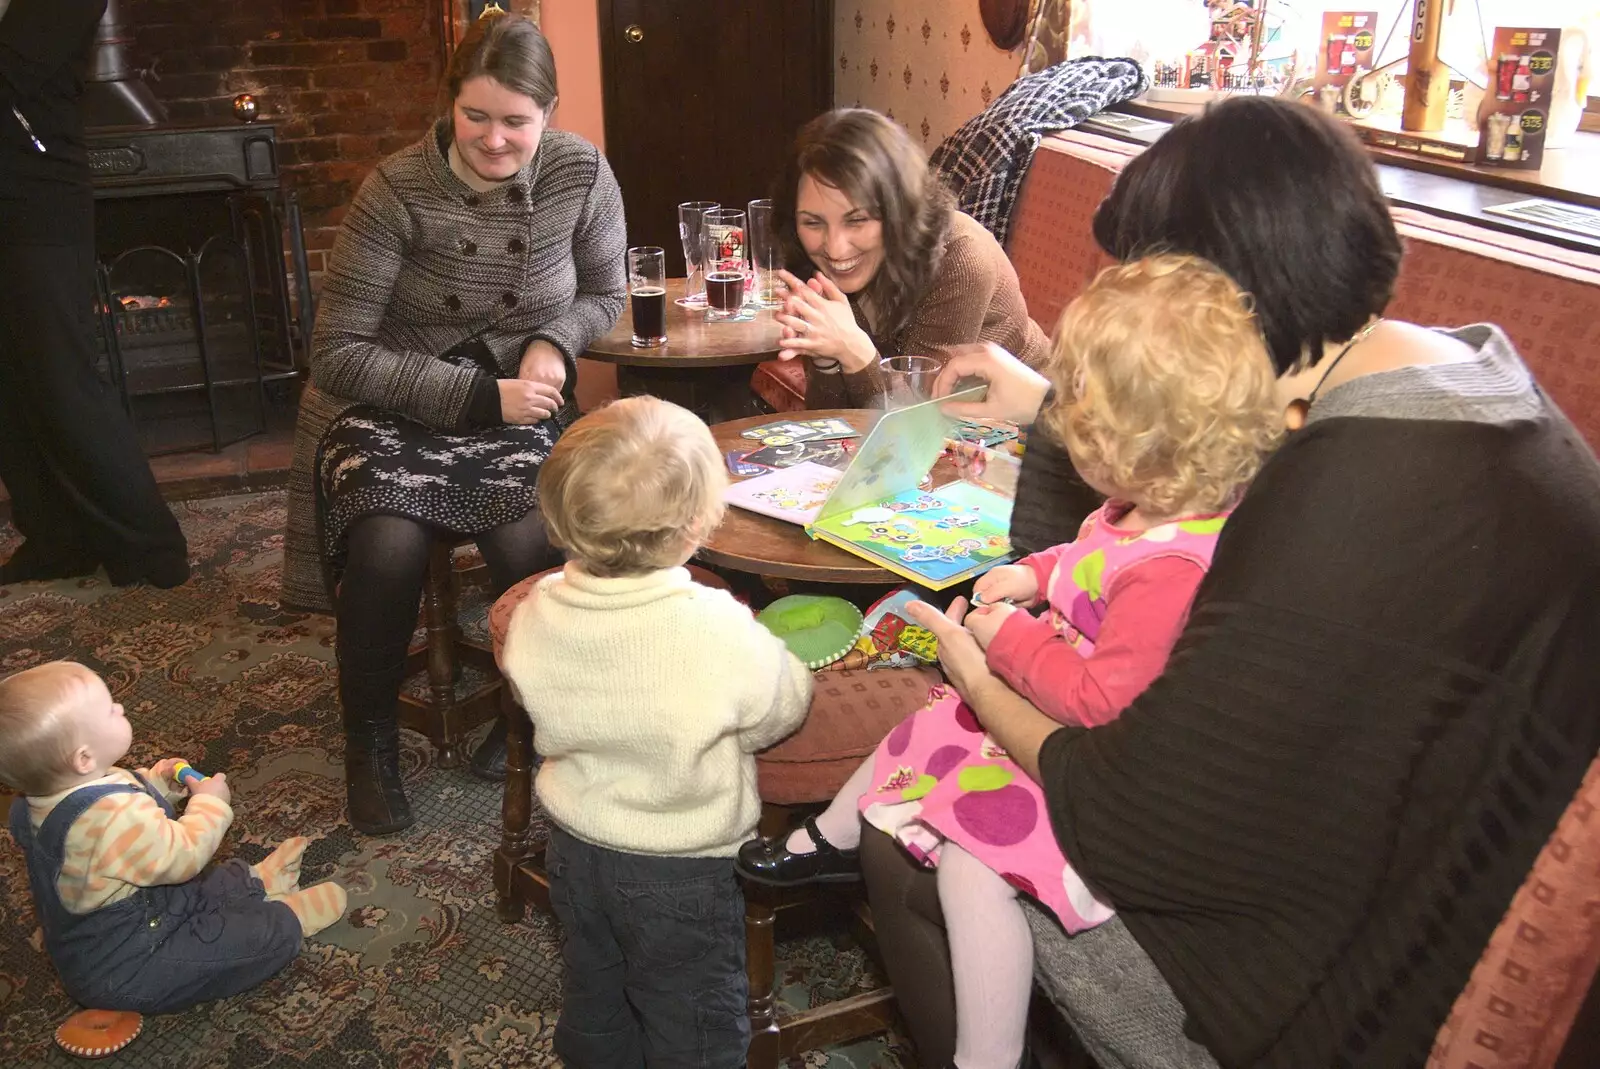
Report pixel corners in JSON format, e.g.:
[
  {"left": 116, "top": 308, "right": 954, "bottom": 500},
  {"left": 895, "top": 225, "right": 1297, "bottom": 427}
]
[
  {"left": 721, "top": 461, "right": 843, "bottom": 524},
  {"left": 722, "top": 387, "right": 1015, "bottom": 589}
]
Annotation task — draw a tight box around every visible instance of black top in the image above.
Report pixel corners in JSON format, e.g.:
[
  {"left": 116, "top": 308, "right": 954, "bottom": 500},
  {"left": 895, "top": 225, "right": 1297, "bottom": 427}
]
[
  {"left": 0, "top": 0, "right": 106, "bottom": 244},
  {"left": 1039, "top": 411, "right": 1600, "bottom": 1067}
]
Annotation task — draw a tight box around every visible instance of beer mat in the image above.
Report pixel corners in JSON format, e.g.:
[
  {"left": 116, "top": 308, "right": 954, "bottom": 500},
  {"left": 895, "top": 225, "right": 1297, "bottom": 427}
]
[
  {"left": 674, "top": 296, "right": 709, "bottom": 308},
  {"left": 951, "top": 419, "right": 1019, "bottom": 448},
  {"left": 726, "top": 451, "right": 772, "bottom": 476},
  {"left": 740, "top": 418, "right": 860, "bottom": 446},
  {"left": 742, "top": 420, "right": 821, "bottom": 445},
  {"left": 794, "top": 417, "right": 859, "bottom": 439}
]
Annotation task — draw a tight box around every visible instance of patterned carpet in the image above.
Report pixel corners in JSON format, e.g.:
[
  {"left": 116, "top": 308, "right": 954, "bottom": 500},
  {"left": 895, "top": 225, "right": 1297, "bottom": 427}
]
[{"left": 0, "top": 490, "right": 915, "bottom": 1068}]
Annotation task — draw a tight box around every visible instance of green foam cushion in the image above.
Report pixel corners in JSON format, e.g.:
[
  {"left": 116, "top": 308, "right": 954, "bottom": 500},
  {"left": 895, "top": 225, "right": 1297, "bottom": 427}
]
[{"left": 756, "top": 595, "right": 864, "bottom": 670}]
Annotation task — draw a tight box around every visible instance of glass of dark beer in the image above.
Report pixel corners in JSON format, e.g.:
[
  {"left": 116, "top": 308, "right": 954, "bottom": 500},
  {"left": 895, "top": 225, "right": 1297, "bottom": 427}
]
[
  {"left": 700, "top": 208, "right": 747, "bottom": 322},
  {"left": 628, "top": 246, "right": 667, "bottom": 348}
]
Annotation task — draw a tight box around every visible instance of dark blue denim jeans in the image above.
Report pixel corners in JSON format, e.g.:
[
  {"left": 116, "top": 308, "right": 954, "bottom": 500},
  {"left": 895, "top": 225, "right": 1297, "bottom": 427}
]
[{"left": 546, "top": 825, "right": 749, "bottom": 1069}]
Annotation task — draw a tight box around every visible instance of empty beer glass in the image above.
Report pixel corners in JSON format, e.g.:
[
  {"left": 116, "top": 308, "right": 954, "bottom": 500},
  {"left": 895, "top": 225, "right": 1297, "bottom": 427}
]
[
  {"left": 747, "top": 198, "right": 781, "bottom": 308},
  {"left": 880, "top": 355, "right": 941, "bottom": 409},
  {"left": 677, "top": 200, "right": 719, "bottom": 308}
]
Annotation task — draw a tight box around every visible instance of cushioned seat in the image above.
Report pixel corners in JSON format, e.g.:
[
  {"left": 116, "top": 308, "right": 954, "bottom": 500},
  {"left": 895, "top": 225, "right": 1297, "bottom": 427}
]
[
  {"left": 751, "top": 357, "right": 808, "bottom": 414},
  {"left": 756, "top": 664, "right": 940, "bottom": 803}
]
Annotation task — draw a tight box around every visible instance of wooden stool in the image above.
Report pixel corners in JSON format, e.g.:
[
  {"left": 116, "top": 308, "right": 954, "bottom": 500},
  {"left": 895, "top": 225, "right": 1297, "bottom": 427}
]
[
  {"left": 743, "top": 664, "right": 941, "bottom": 1069},
  {"left": 395, "top": 537, "right": 501, "bottom": 768}
]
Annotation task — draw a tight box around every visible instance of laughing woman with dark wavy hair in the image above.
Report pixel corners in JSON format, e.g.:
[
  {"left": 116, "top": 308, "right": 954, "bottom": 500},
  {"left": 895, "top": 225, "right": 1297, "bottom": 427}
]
[{"left": 768, "top": 108, "right": 1049, "bottom": 409}]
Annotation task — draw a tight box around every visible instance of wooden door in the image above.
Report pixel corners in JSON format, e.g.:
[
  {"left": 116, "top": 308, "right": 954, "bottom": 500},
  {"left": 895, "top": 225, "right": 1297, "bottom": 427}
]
[{"left": 599, "top": 0, "right": 834, "bottom": 275}]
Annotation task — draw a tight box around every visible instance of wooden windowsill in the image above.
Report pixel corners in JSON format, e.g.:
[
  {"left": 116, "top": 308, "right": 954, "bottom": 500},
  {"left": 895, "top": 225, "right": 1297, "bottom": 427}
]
[
  {"left": 1112, "top": 97, "right": 1600, "bottom": 211},
  {"left": 1100, "top": 98, "right": 1600, "bottom": 255}
]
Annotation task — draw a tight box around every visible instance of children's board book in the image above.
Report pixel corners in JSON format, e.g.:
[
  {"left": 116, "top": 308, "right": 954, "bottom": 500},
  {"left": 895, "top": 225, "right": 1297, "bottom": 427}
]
[
  {"left": 722, "top": 462, "right": 842, "bottom": 524},
  {"left": 721, "top": 388, "right": 1014, "bottom": 589}
]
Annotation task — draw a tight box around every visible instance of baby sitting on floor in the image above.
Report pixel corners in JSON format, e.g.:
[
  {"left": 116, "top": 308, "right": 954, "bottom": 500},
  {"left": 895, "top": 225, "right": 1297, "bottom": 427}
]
[{"left": 0, "top": 661, "right": 346, "bottom": 1013}]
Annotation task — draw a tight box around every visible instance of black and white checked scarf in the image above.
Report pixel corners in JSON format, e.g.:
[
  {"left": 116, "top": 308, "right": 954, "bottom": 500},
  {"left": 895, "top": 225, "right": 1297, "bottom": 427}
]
[{"left": 930, "top": 57, "right": 1150, "bottom": 248}]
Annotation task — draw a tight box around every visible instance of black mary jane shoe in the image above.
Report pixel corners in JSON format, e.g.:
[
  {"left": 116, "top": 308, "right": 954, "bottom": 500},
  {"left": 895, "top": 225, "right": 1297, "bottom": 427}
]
[{"left": 735, "top": 816, "right": 861, "bottom": 887}]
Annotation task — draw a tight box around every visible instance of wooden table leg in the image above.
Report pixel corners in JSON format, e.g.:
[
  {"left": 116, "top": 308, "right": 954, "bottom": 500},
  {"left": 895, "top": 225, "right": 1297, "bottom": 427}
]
[{"left": 495, "top": 688, "right": 534, "bottom": 923}]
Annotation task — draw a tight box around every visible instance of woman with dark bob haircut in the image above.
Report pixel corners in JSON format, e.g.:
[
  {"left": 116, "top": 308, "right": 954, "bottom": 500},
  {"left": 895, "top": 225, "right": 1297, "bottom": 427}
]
[
  {"left": 766, "top": 108, "right": 1050, "bottom": 408},
  {"left": 860, "top": 96, "right": 1600, "bottom": 1069}
]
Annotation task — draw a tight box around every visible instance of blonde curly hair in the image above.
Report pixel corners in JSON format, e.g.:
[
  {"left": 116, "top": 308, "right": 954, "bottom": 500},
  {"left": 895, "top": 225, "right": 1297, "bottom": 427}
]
[
  {"left": 1039, "top": 255, "right": 1283, "bottom": 517},
  {"left": 537, "top": 397, "right": 727, "bottom": 578}
]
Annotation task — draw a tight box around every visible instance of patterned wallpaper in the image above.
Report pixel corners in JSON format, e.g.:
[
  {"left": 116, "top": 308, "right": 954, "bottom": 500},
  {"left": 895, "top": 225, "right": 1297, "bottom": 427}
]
[{"left": 834, "top": 2, "right": 1031, "bottom": 150}]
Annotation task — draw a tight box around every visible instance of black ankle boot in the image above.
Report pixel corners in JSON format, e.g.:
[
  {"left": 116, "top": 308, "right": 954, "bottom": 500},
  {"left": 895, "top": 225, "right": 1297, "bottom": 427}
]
[
  {"left": 468, "top": 719, "right": 508, "bottom": 782},
  {"left": 340, "top": 661, "right": 415, "bottom": 835},
  {"left": 345, "top": 741, "right": 415, "bottom": 835}
]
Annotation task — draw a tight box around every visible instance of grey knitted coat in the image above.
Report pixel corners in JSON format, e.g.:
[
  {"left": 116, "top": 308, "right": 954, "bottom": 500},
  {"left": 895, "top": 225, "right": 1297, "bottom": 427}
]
[{"left": 281, "top": 122, "right": 626, "bottom": 612}]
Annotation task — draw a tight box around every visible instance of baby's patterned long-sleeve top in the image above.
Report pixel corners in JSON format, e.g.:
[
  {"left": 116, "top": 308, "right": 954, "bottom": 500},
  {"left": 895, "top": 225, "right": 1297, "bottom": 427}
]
[{"left": 25, "top": 767, "right": 233, "bottom": 914}]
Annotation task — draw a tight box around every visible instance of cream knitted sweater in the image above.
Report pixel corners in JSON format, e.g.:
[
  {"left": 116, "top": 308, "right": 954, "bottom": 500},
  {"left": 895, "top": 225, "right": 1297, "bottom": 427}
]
[{"left": 500, "top": 564, "right": 812, "bottom": 857}]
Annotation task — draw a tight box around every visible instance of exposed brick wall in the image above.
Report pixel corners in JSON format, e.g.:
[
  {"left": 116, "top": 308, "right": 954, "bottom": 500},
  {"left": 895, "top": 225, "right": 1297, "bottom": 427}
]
[
  {"left": 116, "top": 0, "right": 418, "bottom": 286},
  {"left": 121, "top": 0, "right": 542, "bottom": 288}
]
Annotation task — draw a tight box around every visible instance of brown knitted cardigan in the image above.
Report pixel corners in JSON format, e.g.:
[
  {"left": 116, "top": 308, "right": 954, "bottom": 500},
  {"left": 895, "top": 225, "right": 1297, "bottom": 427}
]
[
  {"left": 801, "top": 210, "right": 1050, "bottom": 408},
  {"left": 281, "top": 122, "right": 626, "bottom": 613}
]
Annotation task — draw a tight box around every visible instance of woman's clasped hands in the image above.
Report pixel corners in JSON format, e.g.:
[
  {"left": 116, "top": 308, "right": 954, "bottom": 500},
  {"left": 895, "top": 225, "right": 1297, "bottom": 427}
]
[
  {"left": 774, "top": 268, "right": 878, "bottom": 372},
  {"left": 499, "top": 338, "right": 567, "bottom": 424}
]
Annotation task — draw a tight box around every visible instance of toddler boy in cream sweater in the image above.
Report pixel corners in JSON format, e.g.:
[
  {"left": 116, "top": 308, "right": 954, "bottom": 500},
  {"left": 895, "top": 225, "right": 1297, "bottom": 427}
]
[{"left": 499, "top": 396, "right": 811, "bottom": 1069}]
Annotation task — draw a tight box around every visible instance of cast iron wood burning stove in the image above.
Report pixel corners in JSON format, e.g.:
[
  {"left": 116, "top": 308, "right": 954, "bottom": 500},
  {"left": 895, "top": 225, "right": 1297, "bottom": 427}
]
[{"left": 84, "top": 0, "right": 313, "bottom": 456}]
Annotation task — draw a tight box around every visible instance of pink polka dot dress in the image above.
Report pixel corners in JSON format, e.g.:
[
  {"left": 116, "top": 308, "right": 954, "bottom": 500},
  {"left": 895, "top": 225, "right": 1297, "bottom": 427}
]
[{"left": 859, "top": 502, "right": 1228, "bottom": 932}]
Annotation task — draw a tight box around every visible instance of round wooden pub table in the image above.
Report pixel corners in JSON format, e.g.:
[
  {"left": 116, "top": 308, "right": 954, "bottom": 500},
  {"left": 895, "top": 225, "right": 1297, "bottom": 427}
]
[
  {"left": 701, "top": 408, "right": 958, "bottom": 584},
  {"left": 584, "top": 277, "right": 781, "bottom": 422}
]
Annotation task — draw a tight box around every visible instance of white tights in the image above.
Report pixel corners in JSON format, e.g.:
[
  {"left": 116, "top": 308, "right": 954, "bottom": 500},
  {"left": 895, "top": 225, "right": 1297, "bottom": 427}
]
[{"left": 785, "top": 758, "right": 1032, "bottom": 1069}]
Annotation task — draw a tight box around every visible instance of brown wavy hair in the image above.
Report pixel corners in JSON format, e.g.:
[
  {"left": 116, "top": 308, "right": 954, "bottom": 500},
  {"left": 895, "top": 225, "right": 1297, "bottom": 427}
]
[
  {"left": 771, "top": 109, "right": 954, "bottom": 345},
  {"left": 1040, "top": 255, "right": 1283, "bottom": 517},
  {"left": 439, "top": 10, "right": 558, "bottom": 113}
]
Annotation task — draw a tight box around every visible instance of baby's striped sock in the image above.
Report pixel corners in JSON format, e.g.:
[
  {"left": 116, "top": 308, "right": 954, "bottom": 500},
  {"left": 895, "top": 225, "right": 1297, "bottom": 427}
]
[
  {"left": 280, "top": 881, "right": 348, "bottom": 937},
  {"left": 250, "top": 836, "right": 310, "bottom": 896}
]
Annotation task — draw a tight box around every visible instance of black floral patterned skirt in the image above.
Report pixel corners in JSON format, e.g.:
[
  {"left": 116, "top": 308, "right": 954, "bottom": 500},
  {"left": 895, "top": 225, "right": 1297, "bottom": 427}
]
[{"left": 318, "top": 407, "right": 559, "bottom": 573}]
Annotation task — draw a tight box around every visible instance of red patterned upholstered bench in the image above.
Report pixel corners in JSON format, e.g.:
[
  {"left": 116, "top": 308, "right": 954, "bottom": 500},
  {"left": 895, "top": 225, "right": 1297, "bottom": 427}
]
[{"left": 1387, "top": 207, "right": 1600, "bottom": 449}]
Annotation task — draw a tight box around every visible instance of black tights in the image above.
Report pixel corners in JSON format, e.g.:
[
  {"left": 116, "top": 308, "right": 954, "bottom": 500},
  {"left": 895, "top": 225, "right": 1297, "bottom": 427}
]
[{"left": 335, "top": 511, "right": 556, "bottom": 725}]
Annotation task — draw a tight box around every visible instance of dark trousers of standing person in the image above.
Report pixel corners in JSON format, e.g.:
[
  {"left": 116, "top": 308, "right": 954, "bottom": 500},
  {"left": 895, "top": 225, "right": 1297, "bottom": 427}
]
[
  {"left": 545, "top": 825, "right": 750, "bottom": 1069},
  {"left": 335, "top": 510, "right": 555, "bottom": 834},
  {"left": 0, "top": 237, "right": 189, "bottom": 587}
]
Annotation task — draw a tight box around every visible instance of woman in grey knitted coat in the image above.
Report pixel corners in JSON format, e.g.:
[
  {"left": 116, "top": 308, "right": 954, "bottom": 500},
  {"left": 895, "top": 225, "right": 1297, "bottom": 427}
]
[{"left": 281, "top": 12, "right": 625, "bottom": 834}]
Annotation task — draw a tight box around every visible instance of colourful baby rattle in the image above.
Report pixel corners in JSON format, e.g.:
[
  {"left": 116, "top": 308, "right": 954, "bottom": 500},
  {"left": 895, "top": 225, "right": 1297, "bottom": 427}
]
[{"left": 169, "top": 760, "right": 206, "bottom": 787}]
